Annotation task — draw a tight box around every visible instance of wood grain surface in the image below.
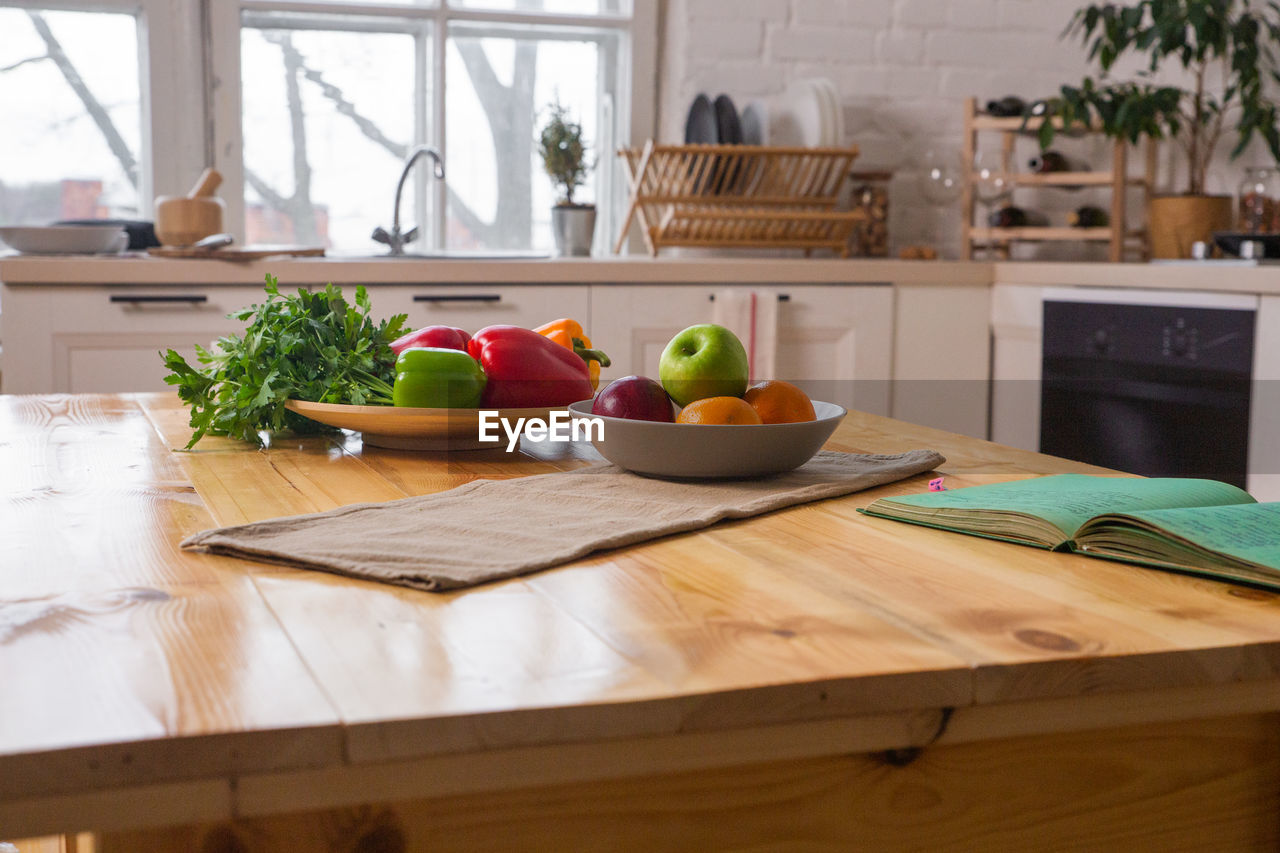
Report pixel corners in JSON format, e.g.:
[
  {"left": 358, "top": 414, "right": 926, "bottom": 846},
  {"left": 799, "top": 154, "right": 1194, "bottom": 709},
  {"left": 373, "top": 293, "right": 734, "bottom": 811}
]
[{"left": 3, "top": 392, "right": 1280, "bottom": 844}]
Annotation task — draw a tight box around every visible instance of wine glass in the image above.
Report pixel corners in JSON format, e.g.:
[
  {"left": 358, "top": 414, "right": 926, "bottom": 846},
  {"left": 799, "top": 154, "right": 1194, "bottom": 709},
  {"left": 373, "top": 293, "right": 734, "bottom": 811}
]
[
  {"left": 972, "top": 150, "right": 1013, "bottom": 257},
  {"left": 918, "top": 149, "right": 964, "bottom": 206}
]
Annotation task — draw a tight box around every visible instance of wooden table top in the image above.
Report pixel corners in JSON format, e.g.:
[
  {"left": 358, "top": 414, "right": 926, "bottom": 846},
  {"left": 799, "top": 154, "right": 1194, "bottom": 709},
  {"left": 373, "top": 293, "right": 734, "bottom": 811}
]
[{"left": 4, "top": 392, "right": 1280, "bottom": 835}]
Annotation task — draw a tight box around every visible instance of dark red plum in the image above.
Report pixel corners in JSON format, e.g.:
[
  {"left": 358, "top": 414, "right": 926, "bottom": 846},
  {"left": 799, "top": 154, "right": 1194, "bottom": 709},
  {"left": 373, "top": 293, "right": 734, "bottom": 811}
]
[{"left": 592, "top": 376, "right": 675, "bottom": 422}]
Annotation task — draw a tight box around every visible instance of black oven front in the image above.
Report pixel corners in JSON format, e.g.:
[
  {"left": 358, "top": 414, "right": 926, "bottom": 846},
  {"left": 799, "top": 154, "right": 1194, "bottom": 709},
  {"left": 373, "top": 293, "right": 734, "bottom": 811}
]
[{"left": 1040, "top": 296, "right": 1256, "bottom": 488}]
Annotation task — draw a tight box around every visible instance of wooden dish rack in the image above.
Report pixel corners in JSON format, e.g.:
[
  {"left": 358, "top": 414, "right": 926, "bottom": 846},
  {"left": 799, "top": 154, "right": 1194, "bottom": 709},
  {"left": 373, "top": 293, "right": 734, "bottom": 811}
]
[{"left": 614, "top": 141, "right": 865, "bottom": 257}]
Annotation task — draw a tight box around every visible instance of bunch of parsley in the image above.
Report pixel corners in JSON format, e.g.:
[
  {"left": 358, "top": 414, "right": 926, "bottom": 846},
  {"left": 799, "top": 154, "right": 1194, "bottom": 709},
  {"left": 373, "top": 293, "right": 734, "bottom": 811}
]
[{"left": 162, "top": 274, "right": 408, "bottom": 448}]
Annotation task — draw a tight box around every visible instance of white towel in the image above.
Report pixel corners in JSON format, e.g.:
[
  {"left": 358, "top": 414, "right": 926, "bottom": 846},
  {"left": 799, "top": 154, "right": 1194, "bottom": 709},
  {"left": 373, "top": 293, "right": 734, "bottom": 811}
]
[{"left": 711, "top": 288, "right": 779, "bottom": 382}]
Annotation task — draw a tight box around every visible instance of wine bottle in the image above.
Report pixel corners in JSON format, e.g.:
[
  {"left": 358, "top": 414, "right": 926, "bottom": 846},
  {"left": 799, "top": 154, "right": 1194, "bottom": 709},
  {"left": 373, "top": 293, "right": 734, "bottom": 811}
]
[
  {"left": 1067, "top": 206, "right": 1110, "bottom": 228},
  {"left": 985, "top": 96, "right": 1027, "bottom": 117},
  {"left": 1027, "top": 150, "right": 1087, "bottom": 173},
  {"left": 987, "top": 206, "right": 1048, "bottom": 228}
]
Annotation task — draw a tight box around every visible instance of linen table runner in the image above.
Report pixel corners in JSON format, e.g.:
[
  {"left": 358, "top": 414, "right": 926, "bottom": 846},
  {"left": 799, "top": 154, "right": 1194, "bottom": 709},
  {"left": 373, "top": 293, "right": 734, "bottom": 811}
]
[{"left": 181, "top": 449, "right": 945, "bottom": 591}]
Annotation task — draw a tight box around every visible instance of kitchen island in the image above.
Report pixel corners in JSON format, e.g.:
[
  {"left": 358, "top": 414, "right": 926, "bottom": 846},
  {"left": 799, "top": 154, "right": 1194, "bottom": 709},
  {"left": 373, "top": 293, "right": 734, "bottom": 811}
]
[{"left": 3, "top": 392, "right": 1280, "bottom": 851}]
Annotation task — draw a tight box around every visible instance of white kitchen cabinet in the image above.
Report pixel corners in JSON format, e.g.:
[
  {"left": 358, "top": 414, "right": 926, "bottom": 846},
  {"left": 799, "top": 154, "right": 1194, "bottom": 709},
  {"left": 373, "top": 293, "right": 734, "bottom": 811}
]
[
  {"left": 891, "top": 282, "right": 991, "bottom": 439},
  {"left": 989, "top": 283, "right": 1049, "bottom": 450},
  {"left": 363, "top": 285, "right": 588, "bottom": 336},
  {"left": 589, "top": 284, "right": 892, "bottom": 415},
  {"left": 0, "top": 282, "right": 588, "bottom": 395},
  {"left": 0, "top": 284, "right": 277, "bottom": 394}
]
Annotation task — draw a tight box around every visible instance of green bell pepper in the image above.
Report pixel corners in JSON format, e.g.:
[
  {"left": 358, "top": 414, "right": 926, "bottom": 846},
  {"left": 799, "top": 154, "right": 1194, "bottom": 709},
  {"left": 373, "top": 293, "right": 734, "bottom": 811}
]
[{"left": 391, "top": 347, "right": 487, "bottom": 408}]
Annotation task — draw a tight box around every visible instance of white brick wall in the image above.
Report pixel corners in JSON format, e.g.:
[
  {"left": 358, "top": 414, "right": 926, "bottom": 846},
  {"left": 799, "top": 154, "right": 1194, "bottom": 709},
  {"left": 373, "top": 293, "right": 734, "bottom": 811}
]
[{"left": 657, "top": 0, "right": 1269, "bottom": 258}]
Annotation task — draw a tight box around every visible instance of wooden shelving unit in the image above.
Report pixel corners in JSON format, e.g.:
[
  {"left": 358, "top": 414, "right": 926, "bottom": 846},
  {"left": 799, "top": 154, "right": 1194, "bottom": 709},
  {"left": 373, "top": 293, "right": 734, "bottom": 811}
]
[
  {"left": 961, "top": 97, "right": 1155, "bottom": 261},
  {"left": 614, "top": 142, "right": 866, "bottom": 257}
]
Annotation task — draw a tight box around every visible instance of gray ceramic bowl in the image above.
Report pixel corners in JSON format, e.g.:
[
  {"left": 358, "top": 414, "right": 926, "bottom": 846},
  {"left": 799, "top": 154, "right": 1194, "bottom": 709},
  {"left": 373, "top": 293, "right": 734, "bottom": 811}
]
[
  {"left": 567, "top": 399, "right": 847, "bottom": 479},
  {"left": 0, "top": 225, "right": 128, "bottom": 255}
]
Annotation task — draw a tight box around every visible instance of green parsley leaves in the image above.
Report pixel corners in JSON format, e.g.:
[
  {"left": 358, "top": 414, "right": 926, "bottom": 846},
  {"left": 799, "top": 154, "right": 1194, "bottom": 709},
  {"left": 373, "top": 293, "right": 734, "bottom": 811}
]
[{"left": 162, "top": 274, "right": 408, "bottom": 448}]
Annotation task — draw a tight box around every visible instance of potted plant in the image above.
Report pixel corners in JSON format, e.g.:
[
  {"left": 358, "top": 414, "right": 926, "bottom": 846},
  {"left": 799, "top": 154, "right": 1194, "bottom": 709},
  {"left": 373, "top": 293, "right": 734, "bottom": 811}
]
[
  {"left": 1032, "top": 0, "right": 1280, "bottom": 258},
  {"left": 538, "top": 101, "right": 595, "bottom": 257}
]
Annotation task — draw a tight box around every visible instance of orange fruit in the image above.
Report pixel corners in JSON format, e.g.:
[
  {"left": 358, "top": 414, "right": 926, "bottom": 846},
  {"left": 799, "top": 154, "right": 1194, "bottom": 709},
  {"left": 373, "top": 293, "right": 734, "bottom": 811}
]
[
  {"left": 676, "top": 396, "right": 763, "bottom": 425},
  {"left": 743, "top": 380, "right": 816, "bottom": 424}
]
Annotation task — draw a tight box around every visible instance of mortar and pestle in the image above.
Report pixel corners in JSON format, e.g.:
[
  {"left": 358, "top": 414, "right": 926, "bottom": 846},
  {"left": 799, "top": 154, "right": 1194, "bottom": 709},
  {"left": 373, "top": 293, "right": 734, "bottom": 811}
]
[{"left": 155, "top": 168, "right": 225, "bottom": 247}]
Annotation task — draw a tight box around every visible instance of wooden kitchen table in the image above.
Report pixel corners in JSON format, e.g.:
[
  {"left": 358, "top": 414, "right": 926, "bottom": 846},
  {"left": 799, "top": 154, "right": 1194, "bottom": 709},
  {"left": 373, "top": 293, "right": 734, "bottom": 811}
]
[{"left": 3, "top": 393, "right": 1279, "bottom": 852}]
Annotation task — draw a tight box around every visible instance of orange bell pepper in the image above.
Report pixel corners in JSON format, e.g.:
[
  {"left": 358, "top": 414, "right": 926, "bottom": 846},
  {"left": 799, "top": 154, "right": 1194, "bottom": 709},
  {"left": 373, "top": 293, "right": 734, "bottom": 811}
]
[{"left": 534, "top": 318, "right": 611, "bottom": 390}]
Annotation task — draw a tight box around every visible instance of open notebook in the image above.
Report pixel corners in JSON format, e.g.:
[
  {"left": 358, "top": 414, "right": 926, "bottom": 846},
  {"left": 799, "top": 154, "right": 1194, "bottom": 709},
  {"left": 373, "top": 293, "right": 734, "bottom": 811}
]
[{"left": 861, "top": 474, "right": 1280, "bottom": 591}]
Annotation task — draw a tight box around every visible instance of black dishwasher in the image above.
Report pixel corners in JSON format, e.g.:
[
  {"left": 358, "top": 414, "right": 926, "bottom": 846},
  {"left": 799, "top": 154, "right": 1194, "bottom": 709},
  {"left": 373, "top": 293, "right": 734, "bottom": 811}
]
[{"left": 1039, "top": 297, "right": 1256, "bottom": 487}]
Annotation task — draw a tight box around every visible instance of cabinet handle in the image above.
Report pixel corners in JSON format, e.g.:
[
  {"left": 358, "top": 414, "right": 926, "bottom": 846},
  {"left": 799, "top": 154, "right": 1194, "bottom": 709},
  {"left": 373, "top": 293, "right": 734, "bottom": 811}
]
[
  {"left": 413, "top": 294, "right": 502, "bottom": 304},
  {"left": 109, "top": 294, "right": 209, "bottom": 304},
  {"left": 708, "top": 294, "right": 790, "bottom": 302}
]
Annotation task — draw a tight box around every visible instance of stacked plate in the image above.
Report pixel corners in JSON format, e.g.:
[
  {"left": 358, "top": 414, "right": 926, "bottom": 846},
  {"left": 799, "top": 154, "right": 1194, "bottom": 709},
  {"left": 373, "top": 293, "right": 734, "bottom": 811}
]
[
  {"left": 684, "top": 93, "right": 744, "bottom": 145},
  {"left": 742, "top": 78, "right": 843, "bottom": 147}
]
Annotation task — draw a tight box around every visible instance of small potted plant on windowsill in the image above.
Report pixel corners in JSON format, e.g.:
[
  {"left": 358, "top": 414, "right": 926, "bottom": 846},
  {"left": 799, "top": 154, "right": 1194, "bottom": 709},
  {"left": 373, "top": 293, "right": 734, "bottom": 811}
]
[
  {"left": 1032, "top": 0, "right": 1280, "bottom": 258},
  {"left": 538, "top": 101, "right": 595, "bottom": 257}
]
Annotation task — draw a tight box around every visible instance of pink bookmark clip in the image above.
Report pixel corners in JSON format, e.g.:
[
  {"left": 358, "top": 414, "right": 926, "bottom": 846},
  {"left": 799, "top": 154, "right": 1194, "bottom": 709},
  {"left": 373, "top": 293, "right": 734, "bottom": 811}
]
[{"left": 928, "top": 477, "right": 947, "bottom": 492}]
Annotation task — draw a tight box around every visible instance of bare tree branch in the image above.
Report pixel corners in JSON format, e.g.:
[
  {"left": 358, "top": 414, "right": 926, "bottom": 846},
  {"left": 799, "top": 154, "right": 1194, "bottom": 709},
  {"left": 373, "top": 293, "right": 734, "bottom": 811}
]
[
  {"left": 0, "top": 53, "right": 48, "bottom": 73},
  {"left": 279, "top": 34, "right": 319, "bottom": 243},
  {"left": 244, "top": 167, "right": 289, "bottom": 211},
  {"left": 26, "top": 11, "right": 137, "bottom": 189},
  {"left": 261, "top": 31, "right": 409, "bottom": 161}
]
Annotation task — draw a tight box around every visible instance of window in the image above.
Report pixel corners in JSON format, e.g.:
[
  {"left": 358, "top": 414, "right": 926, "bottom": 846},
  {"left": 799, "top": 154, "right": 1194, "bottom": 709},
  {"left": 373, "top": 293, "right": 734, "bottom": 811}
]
[
  {"left": 0, "top": 1, "right": 653, "bottom": 255},
  {"left": 0, "top": 7, "right": 142, "bottom": 223},
  {"left": 217, "top": 1, "right": 650, "bottom": 254}
]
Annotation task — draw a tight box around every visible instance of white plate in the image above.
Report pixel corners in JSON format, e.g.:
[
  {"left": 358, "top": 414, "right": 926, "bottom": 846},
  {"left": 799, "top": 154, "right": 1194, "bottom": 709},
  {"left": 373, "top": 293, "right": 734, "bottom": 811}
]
[
  {"left": 285, "top": 400, "right": 563, "bottom": 451},
  {"left": 0, "top": 225, "right": 127, "bottom": 255},
  {"left": 813, "top": 78, "right": 842, "bottom": 145},
  {"left": 805, "top": 79, "right": 833, "bottom": 146},
  {"left": 741, "top": 100, "right": 767, "bottom": 145},
  {"left": 771, "top": 80, "right": 825, "bottom": 147},
  {"left": 568, "top": 399, "right": 847, "bottom": 480}
]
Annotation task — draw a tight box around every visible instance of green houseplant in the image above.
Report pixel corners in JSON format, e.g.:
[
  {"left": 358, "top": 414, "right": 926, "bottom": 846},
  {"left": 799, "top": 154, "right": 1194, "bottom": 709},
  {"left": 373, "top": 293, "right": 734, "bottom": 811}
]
[
  {"left": 1033, "top": 0, "right": 1280, "bottom": 257},
  {"left": 537, "top": 101, "right": 595, "bottom": 256}
]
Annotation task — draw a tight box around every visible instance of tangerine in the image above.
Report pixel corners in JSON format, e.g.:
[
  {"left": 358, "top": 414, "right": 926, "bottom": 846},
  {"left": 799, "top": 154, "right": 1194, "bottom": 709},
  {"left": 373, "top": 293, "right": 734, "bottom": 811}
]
[
  {"left": 743, "top": 380, "right": 816, "bottom": 424},
  {"left": 676, "top": 396, "right": 763, "bottom": 425}
]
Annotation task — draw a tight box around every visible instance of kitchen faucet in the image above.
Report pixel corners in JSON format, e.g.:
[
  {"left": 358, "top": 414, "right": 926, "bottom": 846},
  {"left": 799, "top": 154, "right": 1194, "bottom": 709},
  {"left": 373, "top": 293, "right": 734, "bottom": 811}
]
[{"left": 372, "top": 145, "right": 445, "bottom": 255}]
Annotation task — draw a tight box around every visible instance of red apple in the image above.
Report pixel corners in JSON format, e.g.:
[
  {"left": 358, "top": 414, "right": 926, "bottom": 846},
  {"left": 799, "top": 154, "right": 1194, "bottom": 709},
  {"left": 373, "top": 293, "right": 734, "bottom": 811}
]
[{"left": 592, "top": 376, "right": 675, "bottom": 422}]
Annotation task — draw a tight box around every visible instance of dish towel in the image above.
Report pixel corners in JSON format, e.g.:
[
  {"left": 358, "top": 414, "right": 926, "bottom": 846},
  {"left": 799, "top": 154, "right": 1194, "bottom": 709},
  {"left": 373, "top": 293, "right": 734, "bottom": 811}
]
[
  {"left": 181, "top": 449, "right": 945, "bottom": 592},
  {"left": 711, "top": 289, "right": 779, "bottom": 382}
]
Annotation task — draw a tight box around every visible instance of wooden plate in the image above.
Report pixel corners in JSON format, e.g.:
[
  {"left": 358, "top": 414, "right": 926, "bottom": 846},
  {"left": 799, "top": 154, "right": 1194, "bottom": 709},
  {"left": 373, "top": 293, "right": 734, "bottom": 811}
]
[{"left": 285, "top": 400, "right": 560, "bottom": 451}]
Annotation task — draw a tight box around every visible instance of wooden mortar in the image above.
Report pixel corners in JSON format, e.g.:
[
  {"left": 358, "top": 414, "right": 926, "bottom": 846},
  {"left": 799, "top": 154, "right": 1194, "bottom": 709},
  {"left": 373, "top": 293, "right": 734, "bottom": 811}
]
[{"left": 155, "top": 168, "right": 225, "bottom": 247}]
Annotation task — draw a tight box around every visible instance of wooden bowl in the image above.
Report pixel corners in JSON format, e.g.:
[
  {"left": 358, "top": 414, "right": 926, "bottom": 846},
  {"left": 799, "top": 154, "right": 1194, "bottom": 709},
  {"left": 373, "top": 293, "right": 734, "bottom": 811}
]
[{"left": 154, "top": 196, "right": 225, "bottom": 247}]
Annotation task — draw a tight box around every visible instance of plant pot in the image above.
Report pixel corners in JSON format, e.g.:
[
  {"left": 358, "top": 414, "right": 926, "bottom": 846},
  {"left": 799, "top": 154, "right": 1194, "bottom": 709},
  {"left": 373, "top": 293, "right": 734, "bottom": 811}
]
[
  {"left": 1147, "top": 194, "right": 1234, "bottom": 259},
  {"left": 551, "top": 204, "right": 596, "bottom": 257}
]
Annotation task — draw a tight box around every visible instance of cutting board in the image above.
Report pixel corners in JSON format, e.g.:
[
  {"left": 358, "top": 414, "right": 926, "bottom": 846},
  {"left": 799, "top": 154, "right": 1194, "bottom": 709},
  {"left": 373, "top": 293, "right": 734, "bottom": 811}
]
[{"left": 147, "top": 245, "right": 325, "bottom": 260}]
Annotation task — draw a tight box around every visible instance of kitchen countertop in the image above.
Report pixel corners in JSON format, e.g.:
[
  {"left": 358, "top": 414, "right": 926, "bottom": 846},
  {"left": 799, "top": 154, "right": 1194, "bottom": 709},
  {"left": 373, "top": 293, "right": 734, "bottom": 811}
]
[
  {"left": 0, "top": 253, "right": 989, "bottom": 285},
  {"left": 4, "top": 253, "right": 1280, "bottom": 294},
  {"left": 4, "top": 392, "right": 1279, "bottom": 848}
]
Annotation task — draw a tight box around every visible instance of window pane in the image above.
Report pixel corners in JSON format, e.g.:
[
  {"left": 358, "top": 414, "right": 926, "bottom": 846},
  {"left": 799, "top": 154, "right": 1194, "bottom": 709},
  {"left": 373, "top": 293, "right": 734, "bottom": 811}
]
[
  {"left": 0, "top": 9, "right": 141, "bottom": 224},
  {"left": 445, "top": 25, "right": 619, "bottom": 252},
  {"left": 449, "top": 0, "right": 629, "bottom": 14},
  {"left": 240, "top": 20, "right": 422, "bottom": 251},
  {"left": 265, "top": 0, "right": 437, "bottom": 5}
]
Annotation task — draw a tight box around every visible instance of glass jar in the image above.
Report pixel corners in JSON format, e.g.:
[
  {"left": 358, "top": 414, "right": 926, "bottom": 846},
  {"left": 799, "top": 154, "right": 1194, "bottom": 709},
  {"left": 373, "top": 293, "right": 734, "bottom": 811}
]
[{"left": 1237, "top": 166, "right": 1280, "bottom": 233}]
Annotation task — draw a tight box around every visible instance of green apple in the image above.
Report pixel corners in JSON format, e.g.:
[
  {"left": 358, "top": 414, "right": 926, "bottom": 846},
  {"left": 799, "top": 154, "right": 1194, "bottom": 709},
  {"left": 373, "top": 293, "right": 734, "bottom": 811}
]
[{"left": 659, "top": 324, "right": 750, "bottom": 407}]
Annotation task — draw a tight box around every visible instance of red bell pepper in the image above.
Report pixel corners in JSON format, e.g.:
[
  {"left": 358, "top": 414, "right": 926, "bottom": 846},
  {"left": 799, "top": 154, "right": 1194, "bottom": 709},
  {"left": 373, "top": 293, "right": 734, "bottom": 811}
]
[
  {"left": 467, "top": 325, "right": 594, "bottom": 408},
  {"left": 390, "top": 325, "right": 471, "bottom": 355}
]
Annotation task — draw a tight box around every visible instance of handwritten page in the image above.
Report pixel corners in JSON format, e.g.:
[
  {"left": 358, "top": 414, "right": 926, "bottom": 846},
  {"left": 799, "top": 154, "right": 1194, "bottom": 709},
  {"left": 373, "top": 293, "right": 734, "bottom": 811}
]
[
  {"left": 1097, "top": 503, "right": 1280, "bottom": 570},
  {"left": 881, "top": 474, "right": 1256, "bottom": 537}
]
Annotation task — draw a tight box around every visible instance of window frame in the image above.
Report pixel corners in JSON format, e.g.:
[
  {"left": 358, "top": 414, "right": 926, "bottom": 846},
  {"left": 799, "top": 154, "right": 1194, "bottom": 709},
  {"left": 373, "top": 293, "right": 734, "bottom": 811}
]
[
  {"left": 0, "top": 0, "right": 207, "bottom": 218},
  {"left": 1, "top": 0, "right": 655, "bottom": 251},
  {"left": 209, "top": 0, "right": 656, "bottom": 251}
]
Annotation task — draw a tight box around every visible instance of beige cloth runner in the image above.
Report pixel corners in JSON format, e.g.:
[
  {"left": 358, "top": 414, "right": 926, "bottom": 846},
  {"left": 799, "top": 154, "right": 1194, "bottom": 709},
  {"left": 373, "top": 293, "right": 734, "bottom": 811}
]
[{"left": 181, "top": 449, "right": 945, "bottom": 592}]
